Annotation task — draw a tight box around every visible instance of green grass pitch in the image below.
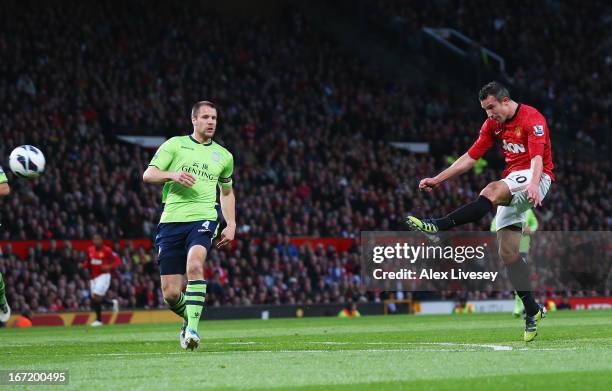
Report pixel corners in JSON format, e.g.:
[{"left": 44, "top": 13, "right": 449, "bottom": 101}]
[{"left": 1, "top": 310, "right": 611, "bottom": 390}]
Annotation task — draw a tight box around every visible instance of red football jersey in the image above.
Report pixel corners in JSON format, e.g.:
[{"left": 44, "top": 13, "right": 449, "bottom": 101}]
[
  {"left": 82, "top": 245, "right": 121, "bottom": 279},
  {"left": 467, "top": 103, "right": 554, "bottom": 180}
]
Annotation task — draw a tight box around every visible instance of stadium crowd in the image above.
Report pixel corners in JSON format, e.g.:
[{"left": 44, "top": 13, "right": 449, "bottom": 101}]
[
  {"left": 0, "top": 0, "right": 609, "bottom": 314},
  {"left": 358, "top": 0, "right": 612, "bottom": 146}
]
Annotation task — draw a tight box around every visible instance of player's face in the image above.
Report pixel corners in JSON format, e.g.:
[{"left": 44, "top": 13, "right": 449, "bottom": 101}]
[
  {"left": 93, "top": 235, "right": 103, "bottom": 248},
  {"left": 481, "top": 95, "right": 510, "bottom": 123},
  {"left": 192, "top": 106, "right": 217, "bottom": 139}
]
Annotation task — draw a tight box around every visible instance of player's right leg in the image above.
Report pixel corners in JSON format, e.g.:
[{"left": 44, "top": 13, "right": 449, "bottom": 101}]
[
  {"left": 155, "top": 222, "right": 189, "bottom": 349},
  {"left": 406, "top": 180, "right": 511, "bottom": 234},
  {"left": 0, "top": 272, "right": 11, "bottom": 322},
  {"left": 89, "top": 273, "right": 111, "bottom": 326},
  {"left": 161, "top": 275, "right": 188, "bottom": 348},
  {"left": 496, "top": 171, "right": 551, "bottom": 341}
]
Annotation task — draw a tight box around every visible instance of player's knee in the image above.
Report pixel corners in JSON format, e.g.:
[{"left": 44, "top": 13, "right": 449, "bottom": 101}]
[
  {"left": 186, "top": 262, "right": 204, "bottom": 278},
  {"left": 161, "top": 281, "right": 182, "bottom": 303},
  {"left": 480, "top": 181, "right": 507, "bottom": 205},
  {"left": 498, "top": 247, "right": 520, "bottom": 265},
  {"left": 162, "top": 289, "right": 181, "bottom": 304}
]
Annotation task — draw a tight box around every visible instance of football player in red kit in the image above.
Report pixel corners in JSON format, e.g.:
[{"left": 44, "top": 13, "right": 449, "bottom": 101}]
[
  {"left": 406, "top": 81, "right": 554, "bottom": 342},
  {"left": 80, "top": 234, "right": 121, "bottom": 326}
]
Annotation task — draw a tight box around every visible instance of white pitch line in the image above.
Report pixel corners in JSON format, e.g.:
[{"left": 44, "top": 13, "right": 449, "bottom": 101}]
[
  {"left": 12, "top": 342, "right": 578, "bottom": 358},
  {"left": 306, "top": 341, "right": 513, "bottom": 351}
]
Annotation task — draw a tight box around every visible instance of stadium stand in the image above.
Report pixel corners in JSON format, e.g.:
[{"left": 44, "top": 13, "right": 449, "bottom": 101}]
[{"left": 0, "top": 0, "right": 609, "bottom": 314}]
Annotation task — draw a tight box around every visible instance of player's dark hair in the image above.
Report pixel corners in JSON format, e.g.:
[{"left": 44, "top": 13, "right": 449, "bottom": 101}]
[
  {"left": 478, "top": 81, "right": 510, "bottom": 102},
  {"left": 191, "top": 100, "right": 217, "bottom": 118}
]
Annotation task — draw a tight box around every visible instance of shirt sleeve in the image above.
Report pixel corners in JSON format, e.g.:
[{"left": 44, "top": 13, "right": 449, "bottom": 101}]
[
  {"left": 467, "top": 120, "right": 495, "bottom": 160},
  {"left": 106, "top": 248, "right": 122, "bottom": 269},
  {"left": 0, "top": 166, "right": 8, "bottom": 184},
  {"left": 218, "top": 152, "right": 234, "bottom": 189},
  {"left": 149, "top": 138, "right": 175, "bottom": 171},
  {"left": 526, "top": 112, "right": 548, "bottom": 158}
]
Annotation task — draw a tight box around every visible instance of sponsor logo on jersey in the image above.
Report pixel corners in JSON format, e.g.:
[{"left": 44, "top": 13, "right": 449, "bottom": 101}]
[
  {"left": 533, "top": 125, "right": 544, "bottom": 136},
  {"left": 503, "top": 140, "right": 525, "bottom": 154},
  {"left": 91, "top": 258, "right": 103, "bottom": 265},
  {"left": 181, "top": 165, "right": 215, "bottom": 180}
]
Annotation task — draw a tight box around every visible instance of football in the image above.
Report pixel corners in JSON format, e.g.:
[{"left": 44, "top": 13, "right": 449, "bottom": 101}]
[{"left": 9, "top": 145, "right": 46, "bottom": 178}]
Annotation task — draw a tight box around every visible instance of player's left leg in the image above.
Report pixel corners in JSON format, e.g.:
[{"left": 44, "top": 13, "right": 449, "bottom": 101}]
[
  {"left": 90, "top": 294, "right": 103, "bottom": 326},
  {"left": 496, "top": 172, "right": 551, "bottom": 341},
  {"left": 498, "top": 228, "right": 545, "bottom": 341},
  {"left": 182, "top": 218, "right": 220, "bottom": 351},
  {"left": 184, "top": 245, "right": 207, "bottom": 351},
  {"left": 90, "top": 273, "right": 111, "bottom": 326},
  {"left": 513, "top": 251, "right": 528, "bottom": 317},
  {"left": 406, "top": 180, "right": 511, "bottom": 234},
  {"left": 0, "top": 272, "right": 11, "bottom": 322}
]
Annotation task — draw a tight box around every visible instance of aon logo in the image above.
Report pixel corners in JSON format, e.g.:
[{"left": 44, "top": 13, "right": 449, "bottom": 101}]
[{"left": 503, "top": 140, "right": 525, "bottom": 154}]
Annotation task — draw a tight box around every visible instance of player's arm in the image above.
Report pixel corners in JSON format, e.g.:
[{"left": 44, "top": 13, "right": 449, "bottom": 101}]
[
  {"left": 526, "top": 156, "right": 543, "bottom": 207},
  {"left": 142, "top": 138, "right": 195, "bottom": 187},
  {"left": 143, "top": 165, "right": 195, "bottom": 187},
  {"left": 0, "top": 167, "right": 9, "bottom": 197},
  {"left": 101, "top": 249, "right": 122, "bottom": 272},
  {"left": 79, "top": 257, "right": 89, "bottom": 269},
  {"left": 526, "top": 117, "right": 548, "bottom": 207},
  {"left": 420, "top": 153, "right": 477, "bottom": 191},
  {"left": 217, "top": 187, "right": 236, "bottom": 248},
  {"left": 216, "top": 153, "right": 235, "bottom": 248},
  {"left": 419, "top": 121, "right": 492, "bottom": 192}
]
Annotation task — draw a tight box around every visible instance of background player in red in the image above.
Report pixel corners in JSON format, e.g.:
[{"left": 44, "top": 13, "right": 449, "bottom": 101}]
[
  {"left": 406, "top": 81, "right": 554, "bottom": 342},
  {"left": 80, "top": 233, "right": 121, "bottom": 326}
]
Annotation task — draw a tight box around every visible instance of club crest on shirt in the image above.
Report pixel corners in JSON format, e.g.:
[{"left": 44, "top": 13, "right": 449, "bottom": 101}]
[
  {"left": 533, "top": 125, "right": 544, "bottom": 136},
  {"left": 514, "top": 127, "right": 522, "bottom": 137},
  {"left": 211, "top": 151, "right": 220, "bottom": 162}
]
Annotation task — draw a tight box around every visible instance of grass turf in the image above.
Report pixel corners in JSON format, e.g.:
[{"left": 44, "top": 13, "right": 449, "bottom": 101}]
[{"left": 1, "top": 310, "right": 611, "bottom": 390}]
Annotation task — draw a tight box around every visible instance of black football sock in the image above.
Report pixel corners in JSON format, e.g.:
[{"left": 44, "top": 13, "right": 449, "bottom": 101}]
[
  {"left": 102, "top": 299, "right": 114, "bottom": 307},
  {"left": 93, "top": 301, "right": 102, "bottom": 321},
  {"left": 507, "top": 258, "right": 540, "bottom": 316},
  {"left": 434, "top": 196, "right": 493, "bottom": 230}
]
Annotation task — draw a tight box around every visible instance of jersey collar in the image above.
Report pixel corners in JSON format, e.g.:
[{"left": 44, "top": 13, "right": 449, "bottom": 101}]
[
  {"left": 189, "top": 135, "right": 213, "bottom": 146},
  {"left": 505, "top": 103, "right": 521, "bottom": 123}
]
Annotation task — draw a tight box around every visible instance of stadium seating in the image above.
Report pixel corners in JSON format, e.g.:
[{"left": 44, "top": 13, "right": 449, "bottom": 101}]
[{"left": 0, "top": 0, "right": 609, "bottom": 314}]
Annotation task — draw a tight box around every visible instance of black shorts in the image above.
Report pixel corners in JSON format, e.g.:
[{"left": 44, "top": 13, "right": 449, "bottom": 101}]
[{"left": 155, "top": 205, "right": 223, "bottom": 275}]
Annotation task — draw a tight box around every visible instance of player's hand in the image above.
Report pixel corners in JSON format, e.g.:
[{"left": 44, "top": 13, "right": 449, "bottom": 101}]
[
  {"left": 216, "top": 224, "right": 236, "bottom": 248},
  {"left": 170, "top": 171, "right": 196, "bottom": 188},
  {"left": 526, "top": 183, "right": 542, "bottom": 207},
  {"left": 418, "top": 177, "right": 439, "bottom": 192}
]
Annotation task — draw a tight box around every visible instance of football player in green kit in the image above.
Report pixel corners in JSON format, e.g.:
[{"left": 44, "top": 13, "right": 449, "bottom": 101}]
[
  {"left": 0, "top": 165, "right": 11, "bottom": 323},
  {"left": 143, "top": 101, "right": 235, "bottom": 350}
]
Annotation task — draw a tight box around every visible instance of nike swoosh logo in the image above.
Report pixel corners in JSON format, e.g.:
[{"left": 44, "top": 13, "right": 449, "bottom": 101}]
[{"left": 495, "top": 130, "right": 503, "bottom": 135}]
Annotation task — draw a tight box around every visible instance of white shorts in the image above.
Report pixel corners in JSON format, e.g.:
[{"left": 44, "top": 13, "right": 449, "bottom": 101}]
[
  {"left": 495, "top": 169, "right": 552, "bottom": 230},
  {"left": 90, "top": 273, "right": 111, "bottom": 297}
]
